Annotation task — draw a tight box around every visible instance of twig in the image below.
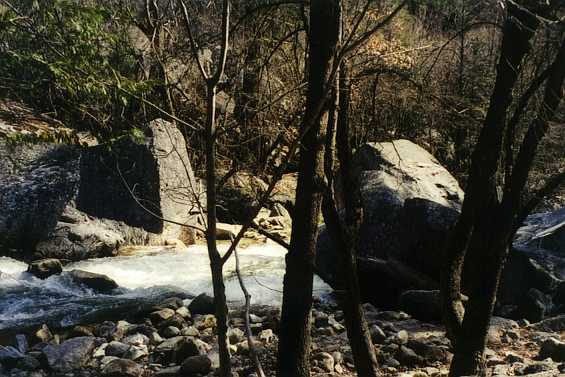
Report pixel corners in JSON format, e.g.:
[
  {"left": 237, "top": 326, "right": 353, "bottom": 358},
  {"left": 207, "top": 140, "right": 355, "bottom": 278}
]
[{"left": 234, "top": 245, "right": 267, "bottom": 377}]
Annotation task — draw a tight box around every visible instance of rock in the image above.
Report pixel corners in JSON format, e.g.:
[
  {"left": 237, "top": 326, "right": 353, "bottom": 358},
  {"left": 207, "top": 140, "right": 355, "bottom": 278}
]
[
  {"left": 258, "top": 329, "right": 274, "bottom": 344},
  {"left": 316, "top": 140, "right": 463, "bottom": 308},
  {"left": 101, "top": 358, "right": 142, "bottom": 377},
  {"left": 539, "top": 338, "right": 565, "bottom": 362},
  {"left": 181, "top": 326, "right": 200, "bottom": 337},
  {"left": 180, "top": 355, "right": 212, "bottom": 375},
  {"left": 122, "top": 334, "right": 149, "bottom": 347},
  {"left": 228, "top": 328, "right": 245, "bottom": 344},
  {"left": 0, "top": 140, "right": 81, "bottom": 257},
  {"left": 94, "top": 321, "right": 126, "bottom": 341},
  {"left": 69, "top": 325, "right": 94, "bottom": 338},
  {"left": 175, "top": 306, "right": 191, "bottom": 319},
  {"left": 14, "top": 355, "right": 40, "bottom": 371},
  {"left": 194, "top": 314, "right": 216, "bottom": 330},
  {"left": 154, "top": 336, "right": 208, "bottom": 364},
  {"left": 188, "top": 293, "right": 215, "bottom": 315},
  {"left": 105, "top": 342, "right": 130, "bottom": 358},
  {"left": 41, "top": 336, "right": 98, "bottom": 372},
  {"left": 392, "top": 330, "right": 409, "bottom": 345},
  {"left": 397, "top": 346, "right": 424, "bottom": 367},
  {"left": 313, "top": 352, "right": 335, "bottom": 372},
  {"left": 27, "top": 259, "right": 62, "bottom": 279},
  {"left": 0, "top": 346, "right": 24, "bottom": 369},
  {"left": 33, "top": 324, "right": 53, "bottom": 344},
  {"left": 67, "top": 269, "right": 118, "bottom": 292},
  {"left": 0, "top": 118, "right": 200, "bottom": 261},
  {"left": 154, "top": 366, "right": 181, "bottom": 377},
  {"left": 370, "top": 325, "right": 387, "bottom": 344},
  {"left": 14, "top": 335, "right": 27, "bottom": 354},
  {"left": 161, "top": 326, "right": 180, "bottom": 338},
  {"left": 150, "top": 308, "right": 176, "bottom": 324},
  {"left": 512, "top": 288, "right": 553, "bottom": 323},
  {"left": 123, "top": 345, "right": 148, "bottom": 361},
  {"left": 529, "top": 315, "right": 565, "bottom": 332},
  {"left": 399, "top": 290, "right": 442, "bottom": 321},
  {"left": 216, "top": 172, "right": 268, "bottom": 223}
]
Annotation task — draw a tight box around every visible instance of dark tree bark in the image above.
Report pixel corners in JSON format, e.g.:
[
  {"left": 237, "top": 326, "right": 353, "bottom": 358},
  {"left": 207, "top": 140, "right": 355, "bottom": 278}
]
[
  {"left": 277, "top": 1, "right": 341, "bottom": 376},
  {"left": 321, "top": 62, "right": 380, "bottom": 377},
  {"left": 442, "top": 3, "right": 564, "bottom": 376}
]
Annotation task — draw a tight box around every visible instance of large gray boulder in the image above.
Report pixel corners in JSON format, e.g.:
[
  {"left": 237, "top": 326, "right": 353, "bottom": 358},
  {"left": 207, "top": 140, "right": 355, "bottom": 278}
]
[
  {"left": 0, "top": 141, "right": 80, "bottom": 256},
  {"left": 1, "top": 117, "right": 200, "bottom": 260},
  {"left": 316, "top": 140, "right": 463, "bottom": 307}
]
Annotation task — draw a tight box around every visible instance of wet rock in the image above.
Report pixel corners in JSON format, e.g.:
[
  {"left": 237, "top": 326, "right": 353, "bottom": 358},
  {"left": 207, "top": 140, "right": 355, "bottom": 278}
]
[
  {"left": 94, "top": 321, "right": 125, "bottom": 342},
  {"left": 0, "top": 346, "right": 24, "bottom": 369},
  {"left": 370, "top": 325, "right": 387, "bottom": 344},
  {"left": 228, "top": 328, "right": 245, "bottom": 345},
  {"left": 105, "top": 342, "right": 130, "bottom": 358},
  {"left": 14, "top": 356, "right": 40, "bottom": 371},
  {"left": 539, "top": 338, "right": 565, "bottom": 362},
  {"left": 67, "top": 269, "right": 118, "bottom": 293},
  {"left": 391, "top": 330, "right": 409, "bottom": 345},
  {"left": 150, "top": 308, "right": 175, "bottom": 325},
  {"left": 27, "top": 259, "right": 62, "bottom": 279},
  {"left": 188, "top": 293, "right": 215, "bottom": 315},
  {"left": 175, "top": 306, "right": 191, "bottom": 319},
  {"left": 181, "top": 326, "right": 200, "bottom": 337},
  {"left": 258, "top": 329, "right": 274, "bottom": 344},
  {"left": 101, "top": 358, "right": 142, "bottom": 377},
  {"left": 180, "top": 355, "right": 212, "bottom": 375},
  {"left": 70, "top": 325, "right": 94, "bottom": 338},
  {"left": 154, "top": 366, "right": 181, "bottom": 377},
  {"left": 313, "top": 352, "right": 334, "bottom": 372},
  {"left": 122, "top": 334, "right": 149, "bottom": 347},
  {"left": 399, "top": 290, "right": 441, "bottom": 321},
  {"left": 161, "top": 326, "right": 180, "bottom": 338},
  {"left": 41, "top": 336, "right": 98, "bottom": 372},
  {"left": 14, "top": 335, "right": 27, "bottom": 354},
  {"left": 33, "top": 324, "right": 53, "bottom": 344},
  {"left": 397, "top": 345, "right": 424, "bottom": 366}
]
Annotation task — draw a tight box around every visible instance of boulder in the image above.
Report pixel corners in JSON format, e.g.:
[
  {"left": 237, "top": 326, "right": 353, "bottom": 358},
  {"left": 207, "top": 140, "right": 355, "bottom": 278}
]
[
  {"left": 67, "top": 270, "right": 118, "bottom": 293},
  {"left": 41, "top": 336, "right": 98, "bottom": 372},
  {"left": 0, "top": 141, "right": 80, "bottom": 256},
  {"left": 1, "top": 117, "right": 200, "bottom": 261},
  {"left": 27, "top": 259, "right": 62, "bottom": 279},
  {"left": 78, "top": 119, "right": 200, "bottom": 246},
  {"left": 316, "top": 140, "right": 463, "bottom": 308}
]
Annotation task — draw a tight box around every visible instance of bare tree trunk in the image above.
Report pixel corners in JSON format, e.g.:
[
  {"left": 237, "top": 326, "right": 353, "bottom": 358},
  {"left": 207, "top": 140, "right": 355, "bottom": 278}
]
[
  {"left": 277, "top": 1, "right": 341, "bottom": 376},
  {"left": 205, "top": 84, "right": 232, "bottom": 377},
  {"left": 442, "top": 3, "right": 564, "bottom": 376},
  {"left": 321, "top": 62, "right": 379, "bottom": 377}
]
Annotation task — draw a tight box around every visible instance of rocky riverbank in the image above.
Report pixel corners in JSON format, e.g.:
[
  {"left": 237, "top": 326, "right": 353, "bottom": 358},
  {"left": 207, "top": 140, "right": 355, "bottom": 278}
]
[{"left": 3, "top": 293, "right": 565, "bottom": 377}]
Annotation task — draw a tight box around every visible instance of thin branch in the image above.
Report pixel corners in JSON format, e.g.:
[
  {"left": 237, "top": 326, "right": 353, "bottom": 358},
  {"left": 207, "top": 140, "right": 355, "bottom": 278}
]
[
  {"left": 178, "top": 0, "right": 209, "bottom": 81},
  {"left": 234, "top": 246, "right": 267, "bottom": 377}
]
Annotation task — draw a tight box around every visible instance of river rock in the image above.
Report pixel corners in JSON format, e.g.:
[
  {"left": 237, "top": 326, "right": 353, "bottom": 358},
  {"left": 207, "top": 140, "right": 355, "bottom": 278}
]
[
  {"left": 180, "top": 355, "right": 212, "bottom": 375},
  {"left": 539, "top": 338, "right": 565, "bottom": 362},
  {"left": 27, "top": 259, "right": 63, "bottom": 279},
  {"left": 188, "top": 293, "right": 215, "bottom": 315},
  {"left": 399, "top": 290, "right": 442, "bottom": 322},
  {"left": 67, "top": 269, "right": 118, "bottom": 292},
  {"left": 41, "top": 336, "right": 98, "bottom": 372},
  {"left": 0, "top": 346, "right": 24, "bottom": 369},
  {"left": 316, "top": 140, "right": 463, "bottom": 308},
  {"left": 101, "top": 358, "right": 142, "bottom": 377},
  {"left": 216, "top": 172, "right": 268, "bottom": 223}
]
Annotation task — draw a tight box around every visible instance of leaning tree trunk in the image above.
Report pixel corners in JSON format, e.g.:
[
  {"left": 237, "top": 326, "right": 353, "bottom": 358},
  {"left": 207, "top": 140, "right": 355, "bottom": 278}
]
[{"left": 277, "top": 2, "right": 341, "bottom": 376}]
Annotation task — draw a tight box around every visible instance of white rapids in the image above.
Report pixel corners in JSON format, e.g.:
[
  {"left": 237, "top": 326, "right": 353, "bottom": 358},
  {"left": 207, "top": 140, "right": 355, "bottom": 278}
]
[{"left": 0, "top": 242, "right": 331, "bottom": 332}]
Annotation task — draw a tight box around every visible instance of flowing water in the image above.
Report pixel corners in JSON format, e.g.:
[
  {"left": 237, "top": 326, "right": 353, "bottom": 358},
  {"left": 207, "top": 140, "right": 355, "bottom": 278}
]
[{"left": 0, "top": 243, "right": 332, "bottom": 332}]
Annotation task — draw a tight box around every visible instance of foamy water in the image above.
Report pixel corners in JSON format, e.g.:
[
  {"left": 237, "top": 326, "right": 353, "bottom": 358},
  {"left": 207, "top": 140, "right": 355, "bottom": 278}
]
[{"left": 0, "top": 242, "right": 331, "bottom": 331}]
